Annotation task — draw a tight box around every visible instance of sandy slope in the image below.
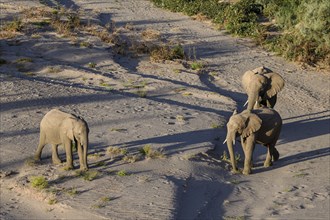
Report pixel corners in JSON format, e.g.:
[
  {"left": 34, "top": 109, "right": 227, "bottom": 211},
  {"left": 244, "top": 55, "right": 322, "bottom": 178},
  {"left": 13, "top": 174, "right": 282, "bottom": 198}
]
[{"left": 0, "top": 0, "right": 329, "bottom": 219}]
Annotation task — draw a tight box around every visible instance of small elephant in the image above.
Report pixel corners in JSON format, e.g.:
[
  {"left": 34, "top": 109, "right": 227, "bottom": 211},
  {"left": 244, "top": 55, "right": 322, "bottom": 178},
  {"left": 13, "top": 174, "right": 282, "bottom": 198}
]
[
  {"left": 223, "top": 107, "right": 282, "bottom": 175},
  {"left": 242, "top": 66, "right": 285, "bottom": 110},
  {"left": 35, "top": 109, "right": 89, "bottom": 170}
]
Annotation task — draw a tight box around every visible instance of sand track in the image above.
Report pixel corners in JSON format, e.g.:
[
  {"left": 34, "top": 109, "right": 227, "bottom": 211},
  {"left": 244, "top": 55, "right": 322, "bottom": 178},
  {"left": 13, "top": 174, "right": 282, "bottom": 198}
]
[{"left": 1, "top": 0, "right": 329, "bottom": 219}]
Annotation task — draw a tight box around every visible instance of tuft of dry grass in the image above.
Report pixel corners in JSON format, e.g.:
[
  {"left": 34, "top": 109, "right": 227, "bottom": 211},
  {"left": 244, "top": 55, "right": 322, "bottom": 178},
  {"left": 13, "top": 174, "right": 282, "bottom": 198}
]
[
  {"left": 22, "top": 6, "right": 52, "bottom": 19},
  {"left": 192, "top": 13, "right": 209, "bottom": 22},
  {"left": 135, "top": 90, "right": 147, "bottom": 98},
  {"left": 139, "top": 144, "right": 166, "bottom": 159},
  {"left": 106, "top": 146, "right": 127, "bottom": 158},
  {"left": 47, "top": 197, "right": 57, "bottom": 205},
  {"left": 141, "top": 28, "right": 161, "bottom": 40},
  {"left": 66, "top": 187, "right": 79, "bottom": 196},
  {"left": 30, "top": 176, "right": 49, "bottom": 190},
  {"left": 190, "top": 61, "right": 204, "bottom": 70},
  {"left": 176, "top": 115, "right": 185, "bottom": 122},
  {"left": 150, "top": 44, "right": 185, "bottom": 62},
  {"left": 75, "top": 170, "right": 100, "bottom": 181},
  {"left": 122, "top": 154, "right": 141, "bottom": 163},
  {"left": 0, "top": 18, "right": 23, "bottom": 39},
  {"left": 116, "top": 170, "right": 129, "bottom": 176},
  {"left": 25, "top": 157, "right": 38, "bottom": 167},
  {"left": 47, "top": 66, "right": 62, "bottom": 73},
  {"left": 87, "top": 152, "right": 103, "bottom": 160},
  {"left": 15, "top": 57, "right": 33, "bottom": 63}
]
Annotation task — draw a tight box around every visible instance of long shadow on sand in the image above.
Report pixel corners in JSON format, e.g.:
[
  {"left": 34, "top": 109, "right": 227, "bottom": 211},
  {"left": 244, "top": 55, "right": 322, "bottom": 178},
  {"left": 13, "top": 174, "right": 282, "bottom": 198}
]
[
  {"left": 40, "top": 0, "right": 80, "bottom": 10},
  {"left": 94, "top": 127, "right": 221, "bottom": 156},
  {"left": 167, "top": 175, "right": 237, "bottom": 220},
  {"left": 279, "top": 110, "right": 330, "bottom": 145}
]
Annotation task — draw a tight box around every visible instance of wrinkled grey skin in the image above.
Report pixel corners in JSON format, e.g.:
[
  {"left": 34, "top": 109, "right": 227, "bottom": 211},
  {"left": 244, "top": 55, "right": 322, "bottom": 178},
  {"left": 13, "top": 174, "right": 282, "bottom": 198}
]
[
  {"left": 35, "top": 109, "right": 89, "bottom": 170},
  {"left": 224, "top": 107, "right": 282, "bottom": 175},
  {"left": 242, "top": 66, "right": 285, "bottom": 110}
]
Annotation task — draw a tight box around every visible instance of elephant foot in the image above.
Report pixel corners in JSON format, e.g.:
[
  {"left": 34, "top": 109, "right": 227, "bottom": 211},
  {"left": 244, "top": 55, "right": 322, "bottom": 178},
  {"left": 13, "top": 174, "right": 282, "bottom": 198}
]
[
  {"left": 231, "top": 169, "right": 241, "bottom": 174},
  {"left": 79, "top": 166, "right": 88, "bottom": 171},
  {"left": 264, "top": 161, "right": 273, "bottom": 167},
  {"left": 272, "top": 150, "right": 280, "bottom": 161},
  {"left": 52, "top": 158, "right": 62, "bottom": 165},
  {"left": 34, "top": 156, "right": 41, "bottom": 162},
  {"left": 63, "top": 165, "right": 74, "bottom": 171},
  {"left": 243, "top": 168, "right": 251, "bottom": 175}
]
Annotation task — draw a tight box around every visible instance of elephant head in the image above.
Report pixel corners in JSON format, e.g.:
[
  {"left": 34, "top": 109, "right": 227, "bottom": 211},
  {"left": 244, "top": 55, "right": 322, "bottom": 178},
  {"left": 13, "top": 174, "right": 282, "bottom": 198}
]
[
  {"left": 63, "top": 116, "right": 89, "bottom": 170},
  {"left": 224, "top": 110, "right": 262, "bottom": 173},
  {"left": 242, "top": 66, "right": 285, "bottom": 110}
]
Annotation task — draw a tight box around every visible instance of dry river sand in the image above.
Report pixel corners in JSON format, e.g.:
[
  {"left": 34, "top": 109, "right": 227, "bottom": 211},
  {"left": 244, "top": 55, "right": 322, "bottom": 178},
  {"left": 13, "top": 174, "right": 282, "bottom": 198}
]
[{"left": 0, "top": 0, "right": 329, "bottom": 219}]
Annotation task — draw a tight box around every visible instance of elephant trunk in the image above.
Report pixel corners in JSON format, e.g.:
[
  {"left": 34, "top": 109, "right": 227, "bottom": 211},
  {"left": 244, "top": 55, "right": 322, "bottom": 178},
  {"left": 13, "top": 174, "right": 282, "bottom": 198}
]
[
  {"left": 247, "top": 93, "right": 259, "bottom": 111},
  {"left": 225, "top": 132, "right": 238, "bottom": 173}
]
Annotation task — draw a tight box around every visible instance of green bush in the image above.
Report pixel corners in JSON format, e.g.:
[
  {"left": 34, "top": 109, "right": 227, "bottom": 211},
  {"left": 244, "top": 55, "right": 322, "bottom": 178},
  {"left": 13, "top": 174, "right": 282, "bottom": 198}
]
[
  {"left": 151, "top": 0, "right": 262, "bottom": 37},
  {"left": 222, "top": 0, "right": 264, "bottom": 37},
  {"left": 151, "top": 0, "right": 330, "bottom": 66},
  {"left": 262, "top": 0, "right": 330, "bottom": 64}
]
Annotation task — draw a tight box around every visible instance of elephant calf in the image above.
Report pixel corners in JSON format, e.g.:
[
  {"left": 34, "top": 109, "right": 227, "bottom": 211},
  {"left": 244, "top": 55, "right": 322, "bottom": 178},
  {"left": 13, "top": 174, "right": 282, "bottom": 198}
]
[
  {"left": 224, "top": 107, "right": 282, "bottom": 175},
  {"left": 35, "top": 109, "right": 89, "bottom": 170},
  {"left": 242, "top": 66, "right": 285, "bottom": 110}
]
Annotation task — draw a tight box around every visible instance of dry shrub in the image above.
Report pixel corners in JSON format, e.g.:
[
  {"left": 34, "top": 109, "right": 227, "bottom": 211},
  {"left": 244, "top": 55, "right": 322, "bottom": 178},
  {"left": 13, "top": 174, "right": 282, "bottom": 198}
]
[
  {"left": 22, "top": 6, "right": 52, "bottom": 19},
  {"left": 139, "top": 144, "right": 165, "bottom": 159},
  {"left": 141, "top": 28, "right": 161, "bottom": 40},
  {"left": 0, "top": 31, "right": 18, "bottom": 39},
  {"left": 0, "top": 18, "right": 24, "bottom": 39},
  {"left": 106, "top": 146, "right": 127, "bottom": 158},
  {"left": 150, "top": 44, "right": 185, "bottom": 62},
  {"left": 192, "top": 13, "right": 209, "bottom": 22},
  {"left": 122, "top": 154, "right": 140, "bottom": 163}
]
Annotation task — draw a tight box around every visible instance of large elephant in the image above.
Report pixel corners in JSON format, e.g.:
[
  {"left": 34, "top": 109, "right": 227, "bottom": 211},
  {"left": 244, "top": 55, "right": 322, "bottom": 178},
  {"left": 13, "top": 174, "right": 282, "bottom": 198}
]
[
  {"left": 223, "top": 107, "right": 282, "bottom": 175},
  {"left": 35, "top": 109, "right": 89, "bottom": 170},
  {"left": 242, "top": 66, "right": 285, "bottom": 110}
]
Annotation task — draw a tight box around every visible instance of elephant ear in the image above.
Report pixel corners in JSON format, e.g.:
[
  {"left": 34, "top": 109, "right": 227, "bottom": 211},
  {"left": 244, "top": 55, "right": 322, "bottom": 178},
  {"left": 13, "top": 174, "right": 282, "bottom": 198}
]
[
  {"left": 241, "top": 113, "right": 262, "bottom": 138},
  {"left": 64, "top": 117, "right": 76, "bottom": 140},
  {"left": 252, "top": 66, "right": 268, "bottom": 74},
  {"left": 264, "top": 72, "right": 285, "bottom": 98}
]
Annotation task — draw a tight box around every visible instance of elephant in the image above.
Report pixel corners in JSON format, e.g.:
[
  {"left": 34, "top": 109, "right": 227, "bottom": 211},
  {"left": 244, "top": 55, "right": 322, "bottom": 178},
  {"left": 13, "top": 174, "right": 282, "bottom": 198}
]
[
  {"left": 223, "top": 107, "right": 282, "bottom": 175},
  {"left": 242, "top": 66, "right": 285, "bottom": 110},
  {"left": 34, "top": 109, "right": 89, "bottom": 170}
]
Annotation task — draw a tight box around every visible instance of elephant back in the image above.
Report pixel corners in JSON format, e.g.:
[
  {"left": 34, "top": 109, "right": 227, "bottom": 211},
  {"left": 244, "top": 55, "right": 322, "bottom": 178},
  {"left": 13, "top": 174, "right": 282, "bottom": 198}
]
[
  {"left": 252, "top": 107, "right": 282, "bottom": 127},
  {"left": 41, "top": 109, "right": 75, "bottom": 128}
]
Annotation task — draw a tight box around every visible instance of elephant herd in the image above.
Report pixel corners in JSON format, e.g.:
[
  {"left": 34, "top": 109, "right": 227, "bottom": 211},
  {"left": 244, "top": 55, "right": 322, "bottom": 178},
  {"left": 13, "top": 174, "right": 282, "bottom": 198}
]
[
  {"left": 224, "top": 66, "right": 285, "bottom": 174},
  {"left": 34, "top": 66, "right": 284, "bottom": 175}
]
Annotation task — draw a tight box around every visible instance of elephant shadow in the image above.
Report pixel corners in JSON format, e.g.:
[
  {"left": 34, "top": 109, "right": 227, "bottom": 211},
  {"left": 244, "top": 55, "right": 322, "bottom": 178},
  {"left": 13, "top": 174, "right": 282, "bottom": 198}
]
[{"left": 165, "top": 175, "right": 240, "bottom": 219}]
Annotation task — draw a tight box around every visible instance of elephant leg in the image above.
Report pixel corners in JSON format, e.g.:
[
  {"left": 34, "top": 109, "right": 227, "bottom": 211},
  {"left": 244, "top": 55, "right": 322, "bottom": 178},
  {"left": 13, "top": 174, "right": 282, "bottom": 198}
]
[
  {"left": 35, "top": 131, "right": 46, "bottom": 161},
  {"left": 264, "top": 146, "right": 273, "bottom": 167},
  {"left": 83, "top": 144, "right": 88, "bottom": 171},
  {"left": 64, "top": 139, "right": 74, "bottom": 170},
  {"left": 272, "top": 147, "right": 280, "bottom": 161},
  {"left": 51, "top": 144, "right": 62, "bottom": 164},
  {"left": 76, "top": 140, "right": 84, "bottom": 170},
  {"left": 267, "top": 95, "right": 277, "bottom": 108},
  {"left": 241, "top": 141, "right": 253, "bottom": 168},
  {"left": 242, "top": 138, "right": 254, "bottom": 175}
]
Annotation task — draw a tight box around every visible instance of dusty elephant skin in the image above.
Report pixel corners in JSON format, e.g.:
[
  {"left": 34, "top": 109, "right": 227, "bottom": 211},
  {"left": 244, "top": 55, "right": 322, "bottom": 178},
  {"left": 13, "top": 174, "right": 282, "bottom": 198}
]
[
  {"left": 34, "top": 109, "right": 89, "bottom": 171},
  {"left": 242, "top": 66, "right": 285, "bottom": 110},
  {"left": 224, "top": 107, "right": 282, "bottom": 175}
]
